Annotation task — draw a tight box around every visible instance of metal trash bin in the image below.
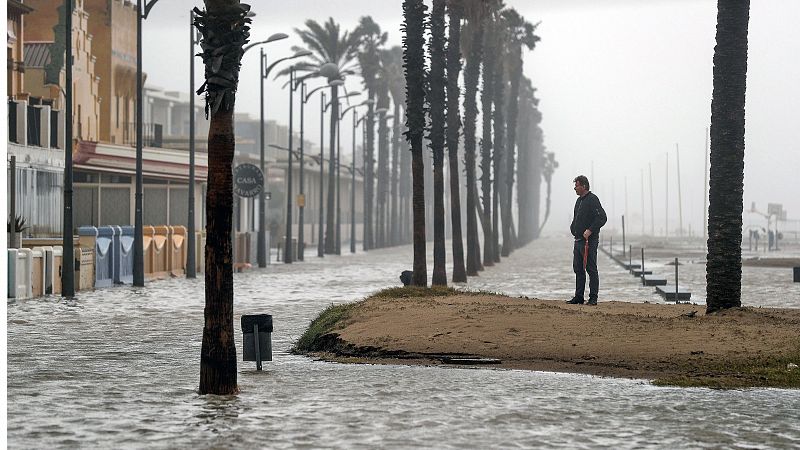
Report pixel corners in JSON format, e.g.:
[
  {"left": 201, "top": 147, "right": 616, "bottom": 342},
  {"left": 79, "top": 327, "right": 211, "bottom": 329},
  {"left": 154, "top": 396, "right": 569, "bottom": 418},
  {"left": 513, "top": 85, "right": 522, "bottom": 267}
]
[{"left": 241, "top": 314, "right": 273, "bottom": 370}]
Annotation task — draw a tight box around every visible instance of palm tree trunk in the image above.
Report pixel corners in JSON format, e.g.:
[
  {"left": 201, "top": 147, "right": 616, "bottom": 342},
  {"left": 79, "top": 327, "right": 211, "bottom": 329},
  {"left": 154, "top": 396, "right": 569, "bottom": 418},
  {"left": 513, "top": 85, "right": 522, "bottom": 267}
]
[
  {"left": 463, "top": 13, "right": 484, "bottom": 276},
  {"left": 364, "top": 94, "right": 376, "bottom": 250},
  {"left": 707, "top": 0, "right": 749, "bottom": 312},
  {"left": 479, "top": 23, "right": 495, "bottom": 268},
  {"left": 430, "top": 0, "right": 447, "bottom": 286},
  {"left": 377, "top": 99, "right": 389, "bottom": 248},
  {"left": 503, "top": 48, "right": 522, "bottom": 254},
  {"left": 390, "top": 103, "right": 401, "bottom": 245},
  {"left": 492, "top": 47, "right": 506, "bottom": 260},
  {"left": 195, "top": 1, "right": 250, "bottom": 395},
  {"left": 404, "top": 0, "right": 428, "bottom": 286},
  {"left": 325, "top": 85, "right": 339, "bottom": 253},
  {"left": 446, "top": 0, "right": 467, "bottom": 283}
]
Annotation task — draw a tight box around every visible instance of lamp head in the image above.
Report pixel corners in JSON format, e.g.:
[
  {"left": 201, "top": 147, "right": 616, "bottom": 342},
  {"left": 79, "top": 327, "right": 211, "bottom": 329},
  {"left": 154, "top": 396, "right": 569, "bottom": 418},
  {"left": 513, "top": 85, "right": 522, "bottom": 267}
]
[
  {"left": 319, "top": 63, "right": 340, "bottom": 79},
  {"left": 265, "top": 33, "right": 288, "bottom": 43},
  {"left": 293, "top": 50, "right": 312, "bottom": 58},
  {"left": 328, "top": 79, "right": 345, "bottom": 87}
]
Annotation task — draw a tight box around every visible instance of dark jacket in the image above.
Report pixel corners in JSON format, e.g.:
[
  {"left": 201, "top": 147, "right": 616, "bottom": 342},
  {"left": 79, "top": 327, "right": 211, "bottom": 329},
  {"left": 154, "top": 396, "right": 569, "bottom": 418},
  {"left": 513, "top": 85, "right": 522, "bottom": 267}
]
[{"left": 570, "top": 191, "right": 607, "bottom": 241}]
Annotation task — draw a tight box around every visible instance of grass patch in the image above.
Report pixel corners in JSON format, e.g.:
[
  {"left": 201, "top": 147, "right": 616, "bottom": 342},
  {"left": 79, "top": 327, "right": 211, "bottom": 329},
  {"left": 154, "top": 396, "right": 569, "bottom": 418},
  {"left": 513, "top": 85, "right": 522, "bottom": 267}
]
[
  {"left": 653, "top": 353, "right": 800, "bottom": 389},
  {"left": 293, "top": 302, "right": 362, "bottom": 353},
  {"left": 372, "top": 286, "right": 461, "bottom": 299}
]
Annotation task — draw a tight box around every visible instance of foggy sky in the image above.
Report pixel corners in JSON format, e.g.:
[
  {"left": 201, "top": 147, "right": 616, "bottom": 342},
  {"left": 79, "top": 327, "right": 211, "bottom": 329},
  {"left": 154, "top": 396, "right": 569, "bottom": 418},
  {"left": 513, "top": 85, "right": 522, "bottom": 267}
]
[{"left": 143, "top": 0, "right": 800, "bottom": 237}]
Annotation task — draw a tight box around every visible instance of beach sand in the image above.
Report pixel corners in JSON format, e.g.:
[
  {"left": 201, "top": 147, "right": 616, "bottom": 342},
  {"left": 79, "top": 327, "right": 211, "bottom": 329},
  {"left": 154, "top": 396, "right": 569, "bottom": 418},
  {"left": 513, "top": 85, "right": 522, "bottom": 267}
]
[{"left": 300, "top": 290, "right": 800, "bottom": 386}]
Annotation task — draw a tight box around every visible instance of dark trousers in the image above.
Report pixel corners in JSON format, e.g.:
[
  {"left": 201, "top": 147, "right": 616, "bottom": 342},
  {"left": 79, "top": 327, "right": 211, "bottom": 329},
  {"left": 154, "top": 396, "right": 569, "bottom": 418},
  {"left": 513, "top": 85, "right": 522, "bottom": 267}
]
[{"left": 573, "top": 239, "right": 599, "bottom": 300}]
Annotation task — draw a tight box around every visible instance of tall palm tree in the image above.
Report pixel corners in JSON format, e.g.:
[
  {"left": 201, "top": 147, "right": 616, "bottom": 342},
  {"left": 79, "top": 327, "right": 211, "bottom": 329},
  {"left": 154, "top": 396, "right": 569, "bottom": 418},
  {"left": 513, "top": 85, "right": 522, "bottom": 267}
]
[
  {"left": 516, "top": 77, "right": 544, "bottom": 245},
  {"left": 355, "top": 17, "right": 386, "bottom": 251},
  {"left": 194, "top": 0, "right": 250, "bottom": 395},
  {"left": 284, "top": 18, "right": 363, "bottom": 254},
  {"left": 374, "top": 74, "right": 391, "bottom": 248},
  {"left": 380, "top": 46, "right": 405, "bottom": 246},
  {"left": 429, "top": 0, "right": 447, "bottom": 286},
  {"left": 479, "top": 12, "right": 497, "bottom": 268},
  {"left": 403, "top": 0, "right": 428, "bottom": 286},
  {"left": 461, "top": 0, "right": 487, "bottom": 276},
  {"left": 501, "top": 8, "right": 539, "bottom": 255},
  {"left": 446, "top": 0, "right": 467, "bottom": 283},
  {"left": 707, "top": 0, "right": 750, "bottom": 313},
  {"left": 491, "top": 16, "right": 507, "bottom": 262}
]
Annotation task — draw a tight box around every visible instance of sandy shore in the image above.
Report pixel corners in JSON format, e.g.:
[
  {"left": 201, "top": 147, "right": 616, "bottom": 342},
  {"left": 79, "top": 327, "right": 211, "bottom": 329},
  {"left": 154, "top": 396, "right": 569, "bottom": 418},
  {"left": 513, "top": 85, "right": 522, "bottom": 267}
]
[{"left": 298, "top": 289, "right": 800, "bottom": 387}]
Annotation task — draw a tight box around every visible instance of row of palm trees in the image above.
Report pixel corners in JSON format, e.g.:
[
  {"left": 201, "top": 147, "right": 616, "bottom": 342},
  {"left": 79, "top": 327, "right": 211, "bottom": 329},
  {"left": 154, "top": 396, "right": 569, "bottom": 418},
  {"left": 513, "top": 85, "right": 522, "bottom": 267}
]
[
  {"left": 401, "top": 0, "right": 552, "bottom": 286},
  {"left": 282, "top": 3, "right": 552, "bottom": 281}
]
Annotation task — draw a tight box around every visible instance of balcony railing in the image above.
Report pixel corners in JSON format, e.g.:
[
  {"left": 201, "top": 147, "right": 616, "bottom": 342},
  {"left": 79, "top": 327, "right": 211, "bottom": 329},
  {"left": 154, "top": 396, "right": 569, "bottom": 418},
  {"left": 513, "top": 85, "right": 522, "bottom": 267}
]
[{"left": 121, "top": 122, "right": 163, "bottom": 148}]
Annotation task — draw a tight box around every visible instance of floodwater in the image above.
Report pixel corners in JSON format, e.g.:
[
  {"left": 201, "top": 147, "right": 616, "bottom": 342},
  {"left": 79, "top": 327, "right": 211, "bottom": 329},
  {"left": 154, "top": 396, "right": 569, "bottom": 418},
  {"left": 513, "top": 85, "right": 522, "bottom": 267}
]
[{"left": 7, "top": 236, "right": 800, "bottom": 448}]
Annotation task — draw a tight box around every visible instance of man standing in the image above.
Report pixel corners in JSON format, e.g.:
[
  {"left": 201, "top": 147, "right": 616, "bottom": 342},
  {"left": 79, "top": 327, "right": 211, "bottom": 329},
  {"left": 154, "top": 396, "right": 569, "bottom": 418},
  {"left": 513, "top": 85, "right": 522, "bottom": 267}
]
[{"left": 567, "top": 175, "right": 607, "bottom": 305}]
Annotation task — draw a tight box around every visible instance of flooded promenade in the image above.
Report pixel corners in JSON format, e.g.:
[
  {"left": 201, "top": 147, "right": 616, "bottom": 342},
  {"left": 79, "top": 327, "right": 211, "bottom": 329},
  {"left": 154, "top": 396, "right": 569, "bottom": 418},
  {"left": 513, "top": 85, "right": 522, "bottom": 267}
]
[{"left": 7, "top": 236, "right": 800, "bottom": 448}]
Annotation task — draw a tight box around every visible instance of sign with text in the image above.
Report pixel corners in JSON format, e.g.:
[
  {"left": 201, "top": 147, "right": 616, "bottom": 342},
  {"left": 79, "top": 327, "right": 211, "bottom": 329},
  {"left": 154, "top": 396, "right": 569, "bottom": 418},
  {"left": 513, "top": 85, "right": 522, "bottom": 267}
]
[{"left": 233, "top": 163, "right": 264, "bottom": 198}]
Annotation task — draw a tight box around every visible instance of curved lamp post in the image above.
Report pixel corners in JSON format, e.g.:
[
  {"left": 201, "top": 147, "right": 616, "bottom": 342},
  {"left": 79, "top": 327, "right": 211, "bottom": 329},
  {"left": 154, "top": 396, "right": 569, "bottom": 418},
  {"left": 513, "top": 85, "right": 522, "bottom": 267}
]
[{"left": 253, "top": 49, "right": 310, "bottom": 267}]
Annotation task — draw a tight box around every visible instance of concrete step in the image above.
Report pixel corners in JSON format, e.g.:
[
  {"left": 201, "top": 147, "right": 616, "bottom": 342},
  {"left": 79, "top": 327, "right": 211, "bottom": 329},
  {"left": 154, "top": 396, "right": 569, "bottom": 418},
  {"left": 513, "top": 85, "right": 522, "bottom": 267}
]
[
  {"left": 656, "top": 285, "right": 692, "bottom": 301},
  {"left": 642, "top": 275, "right": 668, "bottom": 286},
  {"left": 631, "top": 269, "right": 652, "bottom": 276}
]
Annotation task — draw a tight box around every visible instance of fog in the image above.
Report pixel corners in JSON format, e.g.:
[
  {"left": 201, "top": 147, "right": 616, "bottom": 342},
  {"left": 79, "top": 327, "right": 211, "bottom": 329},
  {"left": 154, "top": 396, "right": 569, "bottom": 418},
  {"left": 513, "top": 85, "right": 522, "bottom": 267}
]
[{"left": 144, "top": 0, "right": 800, "bottom": 237}]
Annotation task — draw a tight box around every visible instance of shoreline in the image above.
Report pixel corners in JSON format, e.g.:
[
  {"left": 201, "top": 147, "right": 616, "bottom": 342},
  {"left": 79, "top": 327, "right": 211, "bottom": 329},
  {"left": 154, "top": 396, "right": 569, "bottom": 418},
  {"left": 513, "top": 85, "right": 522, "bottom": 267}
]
[{"left": 294, "top": 288, "right": 800, "bottom": 388}]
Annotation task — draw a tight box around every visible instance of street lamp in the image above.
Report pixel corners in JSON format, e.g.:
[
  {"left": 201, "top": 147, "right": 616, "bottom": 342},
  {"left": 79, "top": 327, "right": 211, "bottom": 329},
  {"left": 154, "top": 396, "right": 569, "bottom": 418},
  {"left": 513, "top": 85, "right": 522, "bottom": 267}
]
[
  {"left": 328, "top": 91, "right": 362, "bottom": 254},
  {"left": 255, "top": 49, "right": 309, "bottom": 267},
  {"left": 302, "top": 81, "right": 339, "bottom": 259},
  {"left": 62, "top": 0, "right": 75, "bottom": 297},
  {"left": 338, "top": 101, "right": 369, "bottom": 254}
]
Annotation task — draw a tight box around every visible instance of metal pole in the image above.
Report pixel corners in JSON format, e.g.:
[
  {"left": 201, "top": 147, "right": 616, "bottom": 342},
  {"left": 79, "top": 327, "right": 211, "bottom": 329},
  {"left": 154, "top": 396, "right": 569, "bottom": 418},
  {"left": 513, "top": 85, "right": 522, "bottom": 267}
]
[
  {"left": 133, "top": 0, "right": 145, "bottom": 286},
  {"left": 676, "top": 143, "right": 683, "bottom": 237},
  {"left": 62, "top": 0, "right": 75, "bottom": 297},
  {"left": 641, "top": 247, "right": 645, "bottom": 285},
  {"left": 674, "top": 257, "right": 679, "bottom": 302},
  {"left": 640, "top": 168, "right": 645, "bottom": 237},
  {"left": 284, "top": 67, "right": 294, "bottom": 264},
  {"left": 318, "top": 92, "right": 325, "bottom": 258},
  {"left": 186, "top": 10, "right": 197, "bottom": 278},
  {"left": 257, "top": 49, "right": 267, "bottom": 267},
  {"left": 649, "top": 162, "right": 655, "bottom": 236},
  {"left": 336, "top": 100, "right": 341, "bottom": 254},
  {"left": 665, "top": 152, "right": 669, "bottom": 239},
  {"left": 361, "top": 116, "right": 367, "bottom": 251},
  {"left": 350, "top": 110, "right": 356, "bottom": 253},
  {"left": 10, "top": 155, "right": 17, "bottom": 247},
  {"left": 298, "top": 81, "right": 306, "bottom": 261},
  {"left": 622, "top": 214, "right": 626, "bottom": 258}
]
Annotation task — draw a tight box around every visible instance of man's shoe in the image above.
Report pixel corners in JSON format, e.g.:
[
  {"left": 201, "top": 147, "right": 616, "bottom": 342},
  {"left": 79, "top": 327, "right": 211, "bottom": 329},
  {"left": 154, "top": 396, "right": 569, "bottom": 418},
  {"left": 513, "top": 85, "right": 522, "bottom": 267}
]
[
  {"left": 587, "top": 299, "right": 598, "bottom": 306},
  {"left": 566, "top": 297, "right": 585, "bottom": 305}
]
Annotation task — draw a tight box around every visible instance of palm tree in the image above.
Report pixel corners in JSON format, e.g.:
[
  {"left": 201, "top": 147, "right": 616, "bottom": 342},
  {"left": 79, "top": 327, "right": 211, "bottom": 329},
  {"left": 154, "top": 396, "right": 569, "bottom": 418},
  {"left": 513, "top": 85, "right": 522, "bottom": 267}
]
[
  {"left": 706, "top": 0, "right": 750, "bottom": 313},
  {"left": 501, "top": 8, "right": 539, "bottom": 255},
  {"left": 446, "top": 0, "right": 467, "bottom": 283},
  {"left": 461, "top": 0, "right": 487, "bottom": 276},
  {"left": 355, "top": 17, "right": 386, "bottom": 251},
  {"left": 491, "top": 15, "right": 507, "bottom": 262},
  {"left": 380, "top": 46, "right": 405, "bottom": 246},
  {"left": 403, "top": 0, "right": 428, "bottom": 286},
  {"left": 374, "top": 74, "right": 391, "bottom": 248},
  {"left": 539, "top": 151, "right": 558, "bottom": 232},
  {"left": 429, "top": 0, "right": 448, "bottom": 286},
  {"left": 516, "top": 77, "right": 544, "bottom": 245},
  {"left": 194, "top": 0, "right": 251, "bottom": 395},
  {"left": 284, "top": 18, "right": 363, "bottom": 254},
  {"left": 479, "top": 12, "right": 497, "bottom": 268}
]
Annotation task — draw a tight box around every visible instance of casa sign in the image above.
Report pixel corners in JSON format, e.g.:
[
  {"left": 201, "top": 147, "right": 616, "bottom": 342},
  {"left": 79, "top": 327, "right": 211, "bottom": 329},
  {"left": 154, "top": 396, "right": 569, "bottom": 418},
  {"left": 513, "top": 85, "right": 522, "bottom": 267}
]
[{"left": 233, "top": 163, "right": 264, "bottom": 198}]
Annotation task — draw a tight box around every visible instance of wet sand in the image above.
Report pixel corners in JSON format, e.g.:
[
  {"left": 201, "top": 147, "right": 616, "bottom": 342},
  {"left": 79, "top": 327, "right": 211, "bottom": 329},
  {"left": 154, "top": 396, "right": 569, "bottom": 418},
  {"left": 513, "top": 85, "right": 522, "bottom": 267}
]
[{"left": 305, "top": 292, "right": 800, "bottom": 385}]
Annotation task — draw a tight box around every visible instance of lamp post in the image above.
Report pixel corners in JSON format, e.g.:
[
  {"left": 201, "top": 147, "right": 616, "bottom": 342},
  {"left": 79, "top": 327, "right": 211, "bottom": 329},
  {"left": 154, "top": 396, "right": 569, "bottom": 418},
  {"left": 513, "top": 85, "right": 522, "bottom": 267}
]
[
  {"left": 254, "top": 48, "right": 308, "bottom": 267},
  {"left": 329, "top": 92, "right": 362, "bottom": 254},
  {"left": 338, "top": 101, "right": 370, "bottom": 253},
  {"left": 62, "top": 0, "right": 75, "bottom": 297},
  {"left": 302, "top": 82, "right": 340, "bottom": 258},
  {"left": 284, "top": 67, "right": 295, "bottom": 264},
  {"left": 186, "top": 10, "right": 201, "bottom": 279}
]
